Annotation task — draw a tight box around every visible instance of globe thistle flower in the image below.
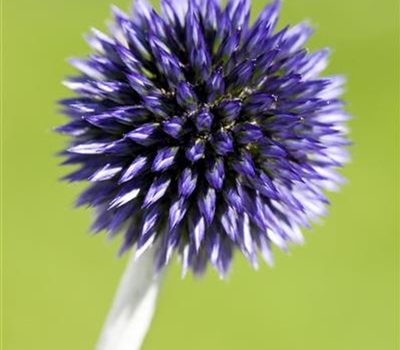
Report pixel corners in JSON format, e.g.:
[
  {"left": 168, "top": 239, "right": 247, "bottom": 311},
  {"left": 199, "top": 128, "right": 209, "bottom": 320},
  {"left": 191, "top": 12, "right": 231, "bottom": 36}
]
[
  {"left": 57, "top": 0, "right": 350, "bottom": 278},
  {"left": 59, "top": 0, "right": 351, "bottom": 282}
]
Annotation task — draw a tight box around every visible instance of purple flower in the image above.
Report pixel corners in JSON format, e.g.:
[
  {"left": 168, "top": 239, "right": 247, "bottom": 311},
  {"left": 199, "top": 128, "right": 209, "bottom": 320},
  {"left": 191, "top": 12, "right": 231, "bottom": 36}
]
[{"left": 57, "top": 0, "right": 351, "bottom": 277}]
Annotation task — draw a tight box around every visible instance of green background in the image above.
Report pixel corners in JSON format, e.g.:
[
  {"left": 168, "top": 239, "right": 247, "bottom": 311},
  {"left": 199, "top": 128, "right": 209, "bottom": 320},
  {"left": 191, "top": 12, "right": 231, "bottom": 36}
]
[{"left": 3, "top": 0, "right": 399, "bottom": 349}]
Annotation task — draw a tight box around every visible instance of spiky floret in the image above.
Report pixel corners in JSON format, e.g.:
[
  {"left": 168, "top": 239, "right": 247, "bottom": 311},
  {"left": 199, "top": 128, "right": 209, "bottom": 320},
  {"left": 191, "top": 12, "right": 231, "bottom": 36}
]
[{"left": 57, "top": 0, "right": 350, "bottom": 276}]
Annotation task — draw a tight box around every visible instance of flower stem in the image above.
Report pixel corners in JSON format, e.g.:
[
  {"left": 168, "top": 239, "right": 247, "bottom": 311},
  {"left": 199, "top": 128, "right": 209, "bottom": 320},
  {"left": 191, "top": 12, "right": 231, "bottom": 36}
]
[{"left": 95, "top": 245, "right": 164, "bottom": 350}]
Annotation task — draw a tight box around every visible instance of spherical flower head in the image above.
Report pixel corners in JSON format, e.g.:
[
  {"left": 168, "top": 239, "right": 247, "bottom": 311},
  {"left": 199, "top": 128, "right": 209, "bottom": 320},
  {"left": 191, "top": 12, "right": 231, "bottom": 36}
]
[{"left": 57, "top": 0, "right": 351, "bottom": 277}]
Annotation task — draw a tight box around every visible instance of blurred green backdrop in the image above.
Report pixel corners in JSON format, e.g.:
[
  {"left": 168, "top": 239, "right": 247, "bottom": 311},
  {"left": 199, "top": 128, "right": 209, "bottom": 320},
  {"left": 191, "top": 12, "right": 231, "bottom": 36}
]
[{"left": 3, "top": 0, "right": 399, "bottom": 349}]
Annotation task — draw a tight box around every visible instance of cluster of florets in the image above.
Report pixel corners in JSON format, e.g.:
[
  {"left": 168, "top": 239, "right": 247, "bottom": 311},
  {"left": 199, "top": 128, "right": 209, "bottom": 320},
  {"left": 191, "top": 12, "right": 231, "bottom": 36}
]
[{"left": 57, "top": 0, "right": 350, "bottom": 276}]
